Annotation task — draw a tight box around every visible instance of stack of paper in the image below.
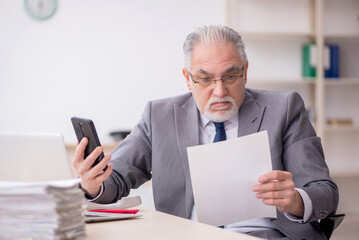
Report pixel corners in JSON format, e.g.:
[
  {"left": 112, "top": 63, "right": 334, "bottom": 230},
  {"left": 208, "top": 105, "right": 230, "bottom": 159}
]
[{"left": 0, "top": 179, "right": 85, "bottom": 240}]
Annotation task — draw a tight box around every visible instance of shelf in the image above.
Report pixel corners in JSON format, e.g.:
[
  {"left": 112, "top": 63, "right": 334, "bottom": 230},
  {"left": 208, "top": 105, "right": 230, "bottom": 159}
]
[
  {"left": 330, "top": 169, "right": 359, "bottom": 178},
  {"left": 247, "top": 78, "right": 316, "bottom": 85},
  {"left": 324, "top": 34, "right": 359, "bottom": 41},
  {"left": 228, "top": 0, "right": 359, "bottom": 177},
  {"left": 324, "top": 125, "right": 359, "bottom": 133},
  {"left": 325, "top": 78, "right": 359, "bottom": 86},
  {"left": 241, "top": 31, "right": 315, "bottom": 40}
]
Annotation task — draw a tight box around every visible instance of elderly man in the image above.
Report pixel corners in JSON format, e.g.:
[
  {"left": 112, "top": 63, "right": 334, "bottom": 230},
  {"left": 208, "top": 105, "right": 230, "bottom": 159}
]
[{"left": 73, "top": 25, "right": 338, "bottom": 239}]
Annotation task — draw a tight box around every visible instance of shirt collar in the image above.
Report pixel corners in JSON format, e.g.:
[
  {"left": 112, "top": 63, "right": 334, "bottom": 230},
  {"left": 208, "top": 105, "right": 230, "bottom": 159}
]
[{"left": 199, "top": 110, "right": 239, "bottom": 129}]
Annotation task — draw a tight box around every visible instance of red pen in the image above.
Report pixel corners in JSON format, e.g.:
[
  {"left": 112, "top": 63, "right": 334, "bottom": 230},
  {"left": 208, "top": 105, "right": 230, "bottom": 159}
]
[{"left": 88, "top": 209, "right": 140, "bottom": 214}]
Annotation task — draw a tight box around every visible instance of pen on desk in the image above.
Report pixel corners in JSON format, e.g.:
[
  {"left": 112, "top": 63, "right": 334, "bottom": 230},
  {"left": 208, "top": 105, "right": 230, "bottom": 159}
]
[{"left": 88, "top": 209, "right": 140, "bottom": 214}]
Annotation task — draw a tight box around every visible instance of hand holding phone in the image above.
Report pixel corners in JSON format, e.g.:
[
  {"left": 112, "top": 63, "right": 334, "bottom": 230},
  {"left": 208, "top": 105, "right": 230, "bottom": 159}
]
[{"left": 71, "top": 117, "right": 108, "bottom": 171}]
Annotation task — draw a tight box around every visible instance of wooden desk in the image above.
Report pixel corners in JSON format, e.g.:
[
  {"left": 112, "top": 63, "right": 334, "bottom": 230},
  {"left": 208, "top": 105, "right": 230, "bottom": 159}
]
[{"left": 85, "top": 208, "right": 260, "bottom": 240}]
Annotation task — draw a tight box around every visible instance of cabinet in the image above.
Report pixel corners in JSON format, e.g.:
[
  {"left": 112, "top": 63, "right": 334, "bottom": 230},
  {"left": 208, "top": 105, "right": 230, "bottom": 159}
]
[{"left": 226, "top": 0, "right": 359, "bottom": 176}]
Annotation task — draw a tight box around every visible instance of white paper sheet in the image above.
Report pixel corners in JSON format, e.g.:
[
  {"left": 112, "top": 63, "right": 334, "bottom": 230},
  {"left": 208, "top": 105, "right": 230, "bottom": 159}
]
[
  {"left": 187, "top": 130, "right": 276, "bottom": 226},
  {"left": 84, "top": 196, "right": 142, "bottom": 210}
]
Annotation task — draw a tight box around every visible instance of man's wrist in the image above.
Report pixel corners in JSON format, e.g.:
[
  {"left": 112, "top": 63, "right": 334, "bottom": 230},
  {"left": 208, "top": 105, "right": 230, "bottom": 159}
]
[
  {"left": 289, "top": 189, "right": 305, "bottom": 217},
  {"left": 81, "top": 184, "right": 103, "bottom": 201},
  {"left": 285, "top": 188, "right": 313, "bottom": 223}
]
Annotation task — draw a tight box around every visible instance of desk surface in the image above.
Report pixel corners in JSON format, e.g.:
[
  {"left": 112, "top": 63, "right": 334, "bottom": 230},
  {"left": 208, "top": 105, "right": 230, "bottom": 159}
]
[{"left": 85, "top": 208, "right": 260, "bottom": 240}]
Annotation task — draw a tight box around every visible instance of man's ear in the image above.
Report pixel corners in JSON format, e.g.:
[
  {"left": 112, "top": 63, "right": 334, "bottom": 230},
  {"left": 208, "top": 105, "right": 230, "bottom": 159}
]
[
  {"left": 182, "top": 68, "right": 192, "bottom": 90},
  {"left": 244, "top": 61, "right": 249, "bottom": 84}
]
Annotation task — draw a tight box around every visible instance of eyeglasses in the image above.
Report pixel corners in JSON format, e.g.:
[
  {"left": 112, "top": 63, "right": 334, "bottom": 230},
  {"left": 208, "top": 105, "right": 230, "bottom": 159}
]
[{"left": 188, "top": 66, "right": 244, "bottom": 87}]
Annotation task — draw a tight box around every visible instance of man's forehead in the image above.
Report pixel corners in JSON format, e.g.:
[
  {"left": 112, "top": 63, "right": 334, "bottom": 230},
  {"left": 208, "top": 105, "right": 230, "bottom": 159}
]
[{"left": 190, "top": 42, "right": 242, "bottom": 70}]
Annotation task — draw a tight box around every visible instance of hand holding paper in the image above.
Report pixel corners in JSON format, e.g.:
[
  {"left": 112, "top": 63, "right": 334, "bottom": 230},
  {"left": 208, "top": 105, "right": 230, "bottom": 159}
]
[{"left": 253, "top": 170, "right": 304, "bottom": 218}]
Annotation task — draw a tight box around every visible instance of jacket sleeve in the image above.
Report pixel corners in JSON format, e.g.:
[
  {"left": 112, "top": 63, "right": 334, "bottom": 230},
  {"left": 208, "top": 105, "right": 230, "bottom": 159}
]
[
  {"left": 93, "top": 101, "right": 153, "bottom": 204},
  {"left": 281, "top": 92, "right": 339, "bottom": 222}
]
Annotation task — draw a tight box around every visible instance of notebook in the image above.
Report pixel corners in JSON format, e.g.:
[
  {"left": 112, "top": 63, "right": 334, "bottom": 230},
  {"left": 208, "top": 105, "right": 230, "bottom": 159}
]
[
  {"left": 84, "top": 196, "right": 143, "bottom": 222},
  {"left": 0, "top": 132, "right": 74, "bottom": 182}
]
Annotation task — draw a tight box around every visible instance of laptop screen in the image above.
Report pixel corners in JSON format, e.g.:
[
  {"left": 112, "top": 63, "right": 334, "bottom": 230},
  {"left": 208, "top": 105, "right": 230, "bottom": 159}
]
[{"left": 0, "top": 132, "right": 74, "bottom": 182}]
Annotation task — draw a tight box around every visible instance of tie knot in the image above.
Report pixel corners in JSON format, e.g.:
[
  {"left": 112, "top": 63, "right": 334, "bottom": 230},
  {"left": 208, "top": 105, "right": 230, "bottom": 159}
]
[{"left": 213, "top": 122, "right": 225, "bottom": 129}]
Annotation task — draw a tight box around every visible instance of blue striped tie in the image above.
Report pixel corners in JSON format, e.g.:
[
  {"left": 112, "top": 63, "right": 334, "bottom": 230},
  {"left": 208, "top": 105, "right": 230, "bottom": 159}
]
[{"left": 213, "top": 122, "right": 226, "bottom": 142}]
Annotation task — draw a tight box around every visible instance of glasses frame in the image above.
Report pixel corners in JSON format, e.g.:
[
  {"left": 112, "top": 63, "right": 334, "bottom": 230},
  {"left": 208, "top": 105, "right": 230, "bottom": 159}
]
[{"left": 188, "top": 66, "right": 245, "bottom": 87}]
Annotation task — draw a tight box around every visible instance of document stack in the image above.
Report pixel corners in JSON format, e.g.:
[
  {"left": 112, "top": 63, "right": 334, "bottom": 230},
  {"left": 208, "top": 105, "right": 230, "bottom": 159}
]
[{"left": 0, "top": 179, "right": 85, "bottom": 240}]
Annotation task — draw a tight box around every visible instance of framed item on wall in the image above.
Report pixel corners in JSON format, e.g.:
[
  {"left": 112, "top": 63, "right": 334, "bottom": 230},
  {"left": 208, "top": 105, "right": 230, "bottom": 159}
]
[{"left": 24, "top": 0, "right": 57, "bottom": 20}]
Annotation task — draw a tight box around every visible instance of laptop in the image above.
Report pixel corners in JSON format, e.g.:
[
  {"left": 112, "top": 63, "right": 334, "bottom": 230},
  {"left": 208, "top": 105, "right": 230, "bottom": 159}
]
[{"left": 0, "top": 132, "right": 74, "bottom": 182}]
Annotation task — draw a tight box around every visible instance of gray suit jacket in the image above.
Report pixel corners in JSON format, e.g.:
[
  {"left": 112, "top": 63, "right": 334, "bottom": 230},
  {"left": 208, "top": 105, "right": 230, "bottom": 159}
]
[{"left": 96, "top": 88, "right": 338, "bottom": 240}]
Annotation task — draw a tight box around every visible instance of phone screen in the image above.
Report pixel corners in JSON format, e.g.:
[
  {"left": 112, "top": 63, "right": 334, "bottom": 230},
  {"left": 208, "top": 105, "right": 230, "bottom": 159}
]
[{"left": 71, "top": 117, "right": 107, "bottom": 171}]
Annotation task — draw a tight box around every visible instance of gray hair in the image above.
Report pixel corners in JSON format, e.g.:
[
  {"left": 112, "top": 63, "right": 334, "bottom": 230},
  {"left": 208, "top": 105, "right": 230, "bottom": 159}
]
[{"left": 183, "top": 25, "right": 247, "bottom": 70}]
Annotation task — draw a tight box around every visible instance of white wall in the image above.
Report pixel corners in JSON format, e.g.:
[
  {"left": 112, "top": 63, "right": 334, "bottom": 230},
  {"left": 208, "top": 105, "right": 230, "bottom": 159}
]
[{"left": 0, "top": 0, "right": 226, "bottom": 143}]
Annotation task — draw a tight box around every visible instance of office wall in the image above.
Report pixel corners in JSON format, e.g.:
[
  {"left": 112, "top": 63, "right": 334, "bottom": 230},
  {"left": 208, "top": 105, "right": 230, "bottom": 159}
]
[{"left": 0, "top": 0, "right": 226, "bottom": 143}]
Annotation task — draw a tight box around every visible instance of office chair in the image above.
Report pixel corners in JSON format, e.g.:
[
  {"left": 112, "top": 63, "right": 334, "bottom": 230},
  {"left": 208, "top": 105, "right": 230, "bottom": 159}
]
[{"left": 320, "top": 214, "right": 345, "bottom": 239}]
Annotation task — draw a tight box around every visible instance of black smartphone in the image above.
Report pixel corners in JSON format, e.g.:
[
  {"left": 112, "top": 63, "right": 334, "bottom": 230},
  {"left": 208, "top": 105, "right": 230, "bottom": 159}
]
[{"left": 71, "top": 117, "right": 107, "bottom": 171}]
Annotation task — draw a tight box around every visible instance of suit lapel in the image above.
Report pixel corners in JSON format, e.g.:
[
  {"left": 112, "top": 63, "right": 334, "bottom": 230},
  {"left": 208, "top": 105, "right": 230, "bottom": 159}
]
[
  {"left": 174, "top": 95, "right": 200, "bottom": 156},
  {"left": 237, "top": 91, "right": 266, "bottom": 137},
  {"left": 174, "top": 95, "right": 199, "bottom": 217}
]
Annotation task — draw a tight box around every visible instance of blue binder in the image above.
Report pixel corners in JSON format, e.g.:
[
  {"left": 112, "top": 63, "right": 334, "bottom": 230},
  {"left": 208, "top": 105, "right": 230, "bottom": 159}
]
[{"left": 325, "top": 44, "right": 340, "bottom": 78}]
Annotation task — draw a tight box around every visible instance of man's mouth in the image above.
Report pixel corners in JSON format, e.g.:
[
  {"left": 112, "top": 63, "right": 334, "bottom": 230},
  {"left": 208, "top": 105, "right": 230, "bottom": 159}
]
[{"left": 211, "top": 101, "right": 231, "bottom": 110}]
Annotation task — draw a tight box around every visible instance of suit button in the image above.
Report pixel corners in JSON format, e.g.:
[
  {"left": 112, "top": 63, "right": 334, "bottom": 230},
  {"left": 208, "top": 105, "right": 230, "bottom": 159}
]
[{"left": 319, "top": 210, "right": 328, "bottom": 218}]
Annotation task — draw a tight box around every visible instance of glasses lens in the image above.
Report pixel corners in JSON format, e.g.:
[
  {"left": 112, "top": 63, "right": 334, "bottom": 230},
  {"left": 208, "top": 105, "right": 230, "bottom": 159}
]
[
  {"left": 223, "top": 74, "right": 240, "bottom": 84},
  {"left": 199, "top": 78, "right": 212, "bottom": 86}
]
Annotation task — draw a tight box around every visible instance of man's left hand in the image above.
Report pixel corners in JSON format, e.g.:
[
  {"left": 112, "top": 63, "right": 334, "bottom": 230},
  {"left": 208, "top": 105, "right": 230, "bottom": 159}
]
[{"left": 252, "top": 170, "right": 304, "bottom": 217}]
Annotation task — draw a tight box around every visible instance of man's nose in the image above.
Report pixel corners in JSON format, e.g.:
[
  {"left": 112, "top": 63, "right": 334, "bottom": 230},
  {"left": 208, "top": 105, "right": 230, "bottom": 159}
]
[{"left": 212, "top": 80, "right": 227, "bottom": 97}]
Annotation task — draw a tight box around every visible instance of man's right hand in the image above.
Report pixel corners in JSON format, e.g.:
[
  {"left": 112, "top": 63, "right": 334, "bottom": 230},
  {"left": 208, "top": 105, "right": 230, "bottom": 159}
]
[{"left": 72, "top": 137, "right": 113, "bottom": 198}]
